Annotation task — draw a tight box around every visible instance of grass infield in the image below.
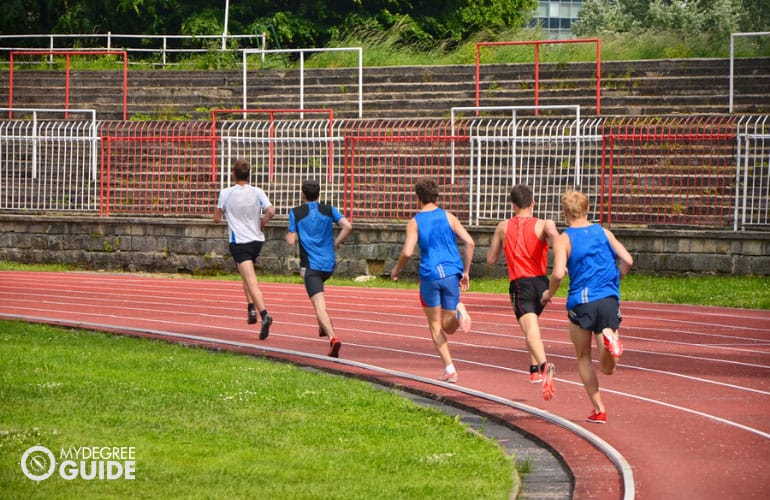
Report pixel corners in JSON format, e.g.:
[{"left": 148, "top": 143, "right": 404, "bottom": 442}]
[{"left": 0, "top": 320, "right": 514, "bottom": 498}]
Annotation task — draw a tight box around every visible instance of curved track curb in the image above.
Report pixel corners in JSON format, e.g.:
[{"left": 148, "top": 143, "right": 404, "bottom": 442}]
[{"left": 4, "top": 314, "right": 633, "bottom": 499}]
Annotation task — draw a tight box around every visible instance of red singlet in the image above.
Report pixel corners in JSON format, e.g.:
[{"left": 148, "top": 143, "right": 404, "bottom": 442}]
[{"left": 503, "top": 217, "right": 548, "bottom": 281}]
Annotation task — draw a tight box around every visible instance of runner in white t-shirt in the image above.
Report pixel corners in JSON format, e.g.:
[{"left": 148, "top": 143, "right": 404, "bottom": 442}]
[{"left": 213, "top": 159, "right": 275, "bottom": 339}]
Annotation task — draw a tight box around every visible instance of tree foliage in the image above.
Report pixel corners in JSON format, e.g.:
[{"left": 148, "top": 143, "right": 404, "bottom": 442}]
[
  {"left": 0, "top": 0, "right": 537, "bottom": 50},
  {"left": 573, "top": 0, "right": 767, "bottom": 38}
]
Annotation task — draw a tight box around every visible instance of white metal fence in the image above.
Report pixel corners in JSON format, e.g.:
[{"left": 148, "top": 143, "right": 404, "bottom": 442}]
[
  {"left": 242, "top": 48, "right": 363, "bottom": 119},
  {"left": 736, "top": 115, "right": 770, "bottom": 230},
  {"left": 0, "top": 109, "right": 99, "bottom": 211},
  {"left": 217, "top": 118, "right": 344, "bottom": 212},
  {"left": 0, "top": 33, "right": 267, "bottom": 67},
  {"left": 0, "top": 113, "right": 768, "bottom": 231}
]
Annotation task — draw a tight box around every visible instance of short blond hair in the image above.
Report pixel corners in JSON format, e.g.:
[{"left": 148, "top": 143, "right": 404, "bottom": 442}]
[{"left": 562, "top": 190, "right": 589, "bottom": 220}]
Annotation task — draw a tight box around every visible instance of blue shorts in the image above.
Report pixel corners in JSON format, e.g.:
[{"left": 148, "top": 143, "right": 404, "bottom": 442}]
[{"left": 419, "top": 275, "right": 461, "bottom": 310}]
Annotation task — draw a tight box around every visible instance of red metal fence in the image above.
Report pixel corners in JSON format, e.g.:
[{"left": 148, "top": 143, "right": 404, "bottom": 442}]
[
  {"left": 2, "top": 114, "right": 768, "bottom": 231},
  {"left": 99, "top": 121, "right": 216, "bottom": 216},
  {"left": 601, "top": 116, "right": 739, "bottom": 228}
]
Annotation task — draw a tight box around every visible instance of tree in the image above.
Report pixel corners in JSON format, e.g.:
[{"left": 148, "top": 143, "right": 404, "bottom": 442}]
[
  {"left": 0, "top": 0, "right": 538, "bottom": 51},
  {"left": 573, "top": 0, "right": 767, "bottom": 37}
]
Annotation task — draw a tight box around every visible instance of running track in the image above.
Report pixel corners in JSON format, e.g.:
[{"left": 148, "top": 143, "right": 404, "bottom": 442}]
[{"left": 1, "top": 271, "right": 769, "bottom": 499}]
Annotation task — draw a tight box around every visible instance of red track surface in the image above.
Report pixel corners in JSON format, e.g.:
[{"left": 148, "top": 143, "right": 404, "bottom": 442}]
[{"left": 2, "top": 271, "right": 769, "bottom": 499}]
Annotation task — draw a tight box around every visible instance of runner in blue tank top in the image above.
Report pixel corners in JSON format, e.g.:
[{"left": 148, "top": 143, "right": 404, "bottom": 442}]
[
  {"left": 391, "top": 177, "right": 475, "bottom": 383},
  {"left": 542, "top": 190, "right": 633, "bottom": 424}
]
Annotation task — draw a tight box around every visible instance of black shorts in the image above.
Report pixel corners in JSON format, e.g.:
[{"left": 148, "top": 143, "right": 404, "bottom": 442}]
[
  {"left": 568, "top": 296, "right": 622, "bottom": 333},
  {"left": 302, "top": 267, "right": 333, "bottom": 298},
  {"left": 229, "top": 241, "right": 264, "bottom": 264},
  {"left": 509, "top": 276, "right": 548, "bottom": 320}
]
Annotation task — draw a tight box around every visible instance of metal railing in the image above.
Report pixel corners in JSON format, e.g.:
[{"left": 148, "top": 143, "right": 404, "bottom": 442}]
[
  {"left": 242, "top": 47, "right": 363, "bottom": 119},
  {"left": 0, "top": 108, "right": 99, "bottom": 211},
  {"left": 1, "top": 113, "right": 768, "bottom": 231},
  {"left": 729, "top": 32, "right": 770, "bottom": 113},
  {"left": 0, "top": 33, "right": 267, "bottom": 67}
]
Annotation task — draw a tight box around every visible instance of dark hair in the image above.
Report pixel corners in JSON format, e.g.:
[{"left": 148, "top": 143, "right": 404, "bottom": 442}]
[
  {"left": 302, "top": 178, "right": 321, "bottom": 201},
  {"left": 232, "top": 159, "right": 250, "bottom": 182},
  {"left": 415, "top": 177, "right": 439, "bottom": 204},
  {"left": 510, "top": 184, "right": 533, "bottom": 208}
]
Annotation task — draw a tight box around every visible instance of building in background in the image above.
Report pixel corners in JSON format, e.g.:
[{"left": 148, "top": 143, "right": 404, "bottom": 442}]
[{"left": 534, "top": 0, "right": 584, "bottom": 39}]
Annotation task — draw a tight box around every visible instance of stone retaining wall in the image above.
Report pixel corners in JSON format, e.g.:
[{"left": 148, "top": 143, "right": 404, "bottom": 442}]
[{"left": 0, "top": 215, "right": 767, "bottom": 277}]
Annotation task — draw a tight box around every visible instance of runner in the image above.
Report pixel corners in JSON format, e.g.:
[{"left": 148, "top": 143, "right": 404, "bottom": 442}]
[
  {"left": 487, "top": 184, "right": 559, "bottom": 400},
  {"left": 213, "top": 159, "right": 275, "bottom": 340},
  {"left": 542, "top": 190, "right": 633, "bottom": 423},
  {"left": 287, "top": 179, "right": 353, "bottom": 357},
  {"left": 391, "top": 177, "right": 474, "bottom": 383}
]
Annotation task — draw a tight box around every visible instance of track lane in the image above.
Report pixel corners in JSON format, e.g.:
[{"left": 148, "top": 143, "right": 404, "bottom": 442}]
[{"left": 2, "top": 271, "right": 769, "bottom": 499}]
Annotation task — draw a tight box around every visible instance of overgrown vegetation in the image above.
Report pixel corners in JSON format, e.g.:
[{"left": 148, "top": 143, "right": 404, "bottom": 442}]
[{"left": 2, "top": 0, "right": 768, "bottom": 71}]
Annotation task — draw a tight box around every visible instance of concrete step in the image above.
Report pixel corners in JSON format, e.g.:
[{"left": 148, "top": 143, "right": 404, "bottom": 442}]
[{"left": 1, "top": 58, "right": 768, "bottom": 119}]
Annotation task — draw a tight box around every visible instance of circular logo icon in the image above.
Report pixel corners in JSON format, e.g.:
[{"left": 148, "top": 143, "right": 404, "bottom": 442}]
[{"left": 21, "top": 445, "right": 56, "bottom": 482}]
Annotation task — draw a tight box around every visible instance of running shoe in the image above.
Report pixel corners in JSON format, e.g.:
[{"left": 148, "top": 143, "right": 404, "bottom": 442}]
[
  {"left": 541, "top": 362, "right": 556, "bottom": 401},
  {"left": 456, "top": 302, "right": 472, "bottom": 333},
  {"left": 586, "top": 410, "right": 607, "bottom": 424},
  {"left": 439, "top": 371, "right": 458, "bottom": 383},
  {"left": 259, "top": 314, "right": 273, "bottom": 340},
  {"left": 328, "top": 336, "right": 342, "bottom": 357},
  {"left": 602, "top": 331, "right": 624, "bottom": 358},
  {"left": 529, "top": 372, "right": 543, "bottom": 384},
  {"left": 247, "top": 309, "right": 257, "bottom": 325}
]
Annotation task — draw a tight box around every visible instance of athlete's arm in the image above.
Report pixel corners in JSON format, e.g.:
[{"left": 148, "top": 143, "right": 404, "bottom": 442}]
[
  {"left": 391, "top": 218, "right": 418, "bottom": 281},
  {"left": 541, "top": 219, "right": 560, "bottom": 247},
  {"left": 604, "top": 228, "right": 634, "bottom": 278},
  {"left": 542, "top": 232, "right": 569, "bottom": 305},
  {"left": 213, "top": 207, "right": 224, "bottom": 224},
  {"left": 334, "top": 217, "right": 353, "bottom": 250},
  {"left": 261, "top": 205, "right": 275, "bottom": 228},
  {"left": 448, "top": 212, "right": 475, "bottom": 291},
  {"left": 486, "top": 221, "right": 506, "bottom": 265}
]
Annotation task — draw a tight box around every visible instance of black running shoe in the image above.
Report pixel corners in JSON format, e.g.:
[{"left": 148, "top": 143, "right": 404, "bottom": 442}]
[
  {"left": 247, "top": 310, "right": 257, "bottom": 325},
  {"left": 259, "top": 314, "right": 272, "bottom": 340}
]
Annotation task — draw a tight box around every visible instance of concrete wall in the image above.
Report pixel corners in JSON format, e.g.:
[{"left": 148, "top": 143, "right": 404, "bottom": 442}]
[{"left": 1, "top": 215, "right": 767, "bottom": 277}]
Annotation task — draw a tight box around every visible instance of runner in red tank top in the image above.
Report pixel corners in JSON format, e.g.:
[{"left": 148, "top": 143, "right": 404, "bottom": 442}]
[{"left": 487, "top": 185, "right": 560, "bottom": 400}]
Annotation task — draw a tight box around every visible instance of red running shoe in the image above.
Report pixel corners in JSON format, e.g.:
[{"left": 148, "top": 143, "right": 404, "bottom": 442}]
[
  {"left": 602, "top": 331, "right": 624, "bottom": 358},
  {"left": 541, "top": 362, "right": 556, "bottom": 401},
  {"left": 586, "top": 410, "right": 607, "bottom": 424},
  {"left": 328, "top": 336, "right": 341, "bottom": 357},
  {"left": 529, "top": 372, "right": 543, "bottom": 384}
]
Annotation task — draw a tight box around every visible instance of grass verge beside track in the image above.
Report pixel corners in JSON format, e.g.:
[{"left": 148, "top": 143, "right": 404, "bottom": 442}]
[
  {"left": 0, "top": 320, "right": 514, "bottom": 498},
  {"left": 1, "top": 262, "right": 766, "bottom": 309}
]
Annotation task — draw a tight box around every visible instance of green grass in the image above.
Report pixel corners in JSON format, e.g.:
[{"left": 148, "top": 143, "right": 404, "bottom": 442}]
[
  {"left": 321, "top": 274, "right": 770, "bottom": 310},
  {"left": 0, "top": 321, "right": 514, "bottom": 498}
]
